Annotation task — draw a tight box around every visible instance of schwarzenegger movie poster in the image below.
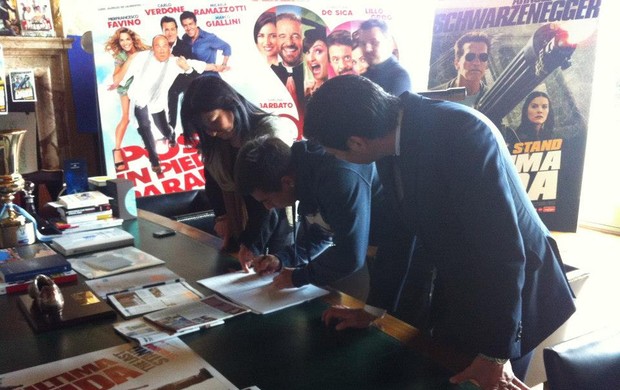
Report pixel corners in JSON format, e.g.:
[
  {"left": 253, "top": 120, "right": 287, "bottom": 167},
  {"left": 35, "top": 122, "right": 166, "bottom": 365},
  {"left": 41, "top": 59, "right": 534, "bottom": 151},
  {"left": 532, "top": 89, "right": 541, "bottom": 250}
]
[
  {"left": 427, "top": 0, "right": 603, "bottom": 232},
  {"left": 91, "top": 0, "right": 416, "bottom": 197}
]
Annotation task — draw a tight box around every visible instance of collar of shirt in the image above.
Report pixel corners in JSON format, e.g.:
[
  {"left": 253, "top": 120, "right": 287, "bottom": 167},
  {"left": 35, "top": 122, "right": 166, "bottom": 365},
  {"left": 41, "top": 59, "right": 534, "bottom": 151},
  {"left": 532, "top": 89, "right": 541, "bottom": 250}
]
[{"left": 394, "top": 110, "right": 403, "bottom": 156}]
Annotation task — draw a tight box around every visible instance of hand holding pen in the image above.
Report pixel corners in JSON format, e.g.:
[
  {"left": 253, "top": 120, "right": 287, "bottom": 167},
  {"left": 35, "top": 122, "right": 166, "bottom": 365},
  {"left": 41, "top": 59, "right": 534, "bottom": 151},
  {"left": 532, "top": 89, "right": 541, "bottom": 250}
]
[{"left": 253, "top": 249, "right": 281, "bottom": 276}]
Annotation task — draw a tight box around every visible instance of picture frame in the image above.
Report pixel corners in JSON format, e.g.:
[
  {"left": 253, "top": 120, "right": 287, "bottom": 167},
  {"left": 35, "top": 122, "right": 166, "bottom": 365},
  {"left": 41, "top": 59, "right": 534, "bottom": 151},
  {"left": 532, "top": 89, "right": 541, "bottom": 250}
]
[{"left": 17, "top": 0, "right": 55, "bottom": 37}]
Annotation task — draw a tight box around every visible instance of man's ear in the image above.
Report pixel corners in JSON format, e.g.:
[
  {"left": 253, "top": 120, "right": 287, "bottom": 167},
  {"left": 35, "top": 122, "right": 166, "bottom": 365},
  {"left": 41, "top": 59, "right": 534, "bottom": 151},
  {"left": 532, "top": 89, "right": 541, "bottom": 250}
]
[
  {"left": 280, "top": 175, "right": 295, "bottom": 189},
  {"left": 346, "top": 136, "right": 367, "bottom": 153}
]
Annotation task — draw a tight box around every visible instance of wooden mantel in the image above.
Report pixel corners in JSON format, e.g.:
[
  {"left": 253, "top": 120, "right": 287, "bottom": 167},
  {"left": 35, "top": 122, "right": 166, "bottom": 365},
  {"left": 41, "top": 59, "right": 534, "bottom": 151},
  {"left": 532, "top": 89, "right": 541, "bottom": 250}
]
[{"left": 1, "top": 36, "right": 76, "bottom": 170}]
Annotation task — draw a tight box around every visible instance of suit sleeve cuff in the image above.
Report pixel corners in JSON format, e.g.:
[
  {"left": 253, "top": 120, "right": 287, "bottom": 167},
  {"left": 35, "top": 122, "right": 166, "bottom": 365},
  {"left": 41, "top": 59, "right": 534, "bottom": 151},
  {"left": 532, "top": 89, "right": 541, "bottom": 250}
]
[{"left": 363, "top": 304, "right": 387, "bottom": 319}]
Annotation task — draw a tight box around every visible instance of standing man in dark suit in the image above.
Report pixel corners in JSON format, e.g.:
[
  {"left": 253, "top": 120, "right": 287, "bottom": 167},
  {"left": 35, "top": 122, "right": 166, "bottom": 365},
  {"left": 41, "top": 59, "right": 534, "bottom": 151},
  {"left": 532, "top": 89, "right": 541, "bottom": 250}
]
[
  {"left": 161, "top": 15, "right": 195, "bottom": 131},
  {"left": 306, "top": 75, "right": 575, "bottom": 390}
]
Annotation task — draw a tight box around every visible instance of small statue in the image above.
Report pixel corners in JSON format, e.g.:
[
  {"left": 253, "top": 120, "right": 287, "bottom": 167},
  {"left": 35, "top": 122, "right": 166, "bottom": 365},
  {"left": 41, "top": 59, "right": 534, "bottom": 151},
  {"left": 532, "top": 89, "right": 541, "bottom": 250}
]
[{"left": 28, "top": 274, "right": 65, "bottom": 314}]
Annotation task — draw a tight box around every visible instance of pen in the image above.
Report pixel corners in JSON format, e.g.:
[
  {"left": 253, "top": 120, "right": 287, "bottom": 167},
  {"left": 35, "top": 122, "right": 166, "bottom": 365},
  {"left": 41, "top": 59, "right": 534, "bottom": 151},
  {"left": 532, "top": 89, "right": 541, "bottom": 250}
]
[
  {"left": 142, "top": 278, "right": 182, "bottom": 289},
  {"left": 253, "top": 248, "right": 269, "bottom": 274}
]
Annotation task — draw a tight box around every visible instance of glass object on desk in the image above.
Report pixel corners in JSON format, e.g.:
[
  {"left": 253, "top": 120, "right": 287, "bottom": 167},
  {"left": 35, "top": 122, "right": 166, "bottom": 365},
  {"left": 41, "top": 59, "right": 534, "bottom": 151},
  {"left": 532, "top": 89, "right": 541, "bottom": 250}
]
[{"left": 0, "top": 128, "right": 35, "bottom": 247}]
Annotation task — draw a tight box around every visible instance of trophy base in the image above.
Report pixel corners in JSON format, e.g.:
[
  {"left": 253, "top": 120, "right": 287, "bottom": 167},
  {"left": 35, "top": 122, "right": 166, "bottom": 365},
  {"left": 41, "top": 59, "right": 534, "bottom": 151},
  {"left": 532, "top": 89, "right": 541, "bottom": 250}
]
[{"left": 0, "top": 221, "right": 36, "bottom": 248}]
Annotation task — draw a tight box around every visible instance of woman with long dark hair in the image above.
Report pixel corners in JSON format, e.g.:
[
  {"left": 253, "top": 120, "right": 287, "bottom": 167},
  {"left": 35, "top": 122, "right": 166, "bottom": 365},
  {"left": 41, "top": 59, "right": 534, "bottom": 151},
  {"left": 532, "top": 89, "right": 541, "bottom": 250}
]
[
  {"left": 505, "top": 90, "right": 556, "bottom": 145},
  {"left": 181, "top": 76, "right": 296, "bottom": 269}
]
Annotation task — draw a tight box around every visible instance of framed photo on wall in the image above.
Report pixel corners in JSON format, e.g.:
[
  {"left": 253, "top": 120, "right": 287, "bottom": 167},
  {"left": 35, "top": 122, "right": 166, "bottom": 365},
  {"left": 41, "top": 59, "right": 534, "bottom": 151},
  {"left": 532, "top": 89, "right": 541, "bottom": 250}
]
[
  {"left": 17, "top": 0, "right": 54, "bottom": 37},
  {"left": 0, "top": 0, "right": 19, "bottom": 35},
  {"left": 9, "top": 69, "right": 36, "bottom": 102}
]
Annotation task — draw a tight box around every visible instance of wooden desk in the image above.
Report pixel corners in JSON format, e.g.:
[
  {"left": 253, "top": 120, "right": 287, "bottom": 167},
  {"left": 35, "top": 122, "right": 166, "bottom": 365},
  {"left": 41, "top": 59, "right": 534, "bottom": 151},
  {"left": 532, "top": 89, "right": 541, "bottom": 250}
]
[{"left": 0, "top": 211, "right": 470, "bottom": 389}]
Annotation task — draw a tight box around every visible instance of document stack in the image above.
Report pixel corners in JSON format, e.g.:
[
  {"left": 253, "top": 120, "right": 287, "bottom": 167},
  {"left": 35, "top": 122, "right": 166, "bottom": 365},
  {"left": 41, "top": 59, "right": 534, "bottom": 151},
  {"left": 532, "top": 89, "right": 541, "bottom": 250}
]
[{"left": 54, "top": 191, "right": 123, "bottom": 233}]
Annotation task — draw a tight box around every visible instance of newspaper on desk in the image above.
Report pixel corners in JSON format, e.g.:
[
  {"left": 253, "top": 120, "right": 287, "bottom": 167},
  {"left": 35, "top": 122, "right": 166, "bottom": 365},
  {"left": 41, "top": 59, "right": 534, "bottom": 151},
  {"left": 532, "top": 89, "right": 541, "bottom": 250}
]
[
  {"left": 113, "top": 317, "right": 216, "bottom": 346},
  {"left": 115, "top": 294, "right": 249, "bottom": 345},
  {"left": 0, "top": 338, "right": 238, "bottom": 389},
  {"left": 85, "top": 266, "right": 183, "bottom": 299},
  {"left": 108, "top": 281, "right": 204, "bottom": 318}
]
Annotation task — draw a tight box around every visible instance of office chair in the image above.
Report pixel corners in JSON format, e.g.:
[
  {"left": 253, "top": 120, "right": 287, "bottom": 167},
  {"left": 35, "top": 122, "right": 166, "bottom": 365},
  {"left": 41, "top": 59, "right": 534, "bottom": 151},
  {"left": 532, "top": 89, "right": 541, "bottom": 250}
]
[{"left": 543, "top": 326, "right": 620, "bottom": 390}]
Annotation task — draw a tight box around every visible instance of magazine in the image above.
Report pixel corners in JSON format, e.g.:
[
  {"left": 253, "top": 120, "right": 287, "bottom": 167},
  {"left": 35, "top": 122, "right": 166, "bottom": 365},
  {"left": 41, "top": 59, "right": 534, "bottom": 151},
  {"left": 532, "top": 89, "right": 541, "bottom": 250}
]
[
  {"left": 0, "top": 338, "right": 239, "bottom": 389},
  {"left": 108, "top": 281, "right": 204, "bottom": 318},
  {"left": 197, "top": 271, "right": 330, "bottom": 314},
  {"left": 144, "top": 294, "right": 249, "bottom": 332},
  {"left": 85, "top": 266, "right": 182, "bottom": 299},
  {"left": 68, "top": 246, "right": 165, "bottom": 279}
]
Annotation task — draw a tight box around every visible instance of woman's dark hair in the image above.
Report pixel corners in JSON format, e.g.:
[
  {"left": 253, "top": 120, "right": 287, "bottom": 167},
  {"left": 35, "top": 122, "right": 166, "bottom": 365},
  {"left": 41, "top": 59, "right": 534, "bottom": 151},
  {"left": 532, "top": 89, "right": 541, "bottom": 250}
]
[
  {"left": 517, "top": 90, "right": 555, "bottom": 140},
  {"left": 180, "top": 76, "right": 273, "bottom": 161},
  {"left": 303, "top": 26, "right": 326, "bottom": 53},
  {"left": 253, "top": 11, "right": 276, "bottom": 44}
]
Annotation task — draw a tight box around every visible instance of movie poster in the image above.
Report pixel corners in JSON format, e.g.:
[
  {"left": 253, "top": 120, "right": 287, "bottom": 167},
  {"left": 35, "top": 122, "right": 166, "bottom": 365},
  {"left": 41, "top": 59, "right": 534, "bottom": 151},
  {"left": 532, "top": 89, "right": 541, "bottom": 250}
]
[
  {"left": 0, "top": 338, "right": 238, "bottom": 389},
  {"left": 91, "top": 0, "right": 419, "bottom": 197},
  {"left": 427, "top": 0, "right": 603, "bottom": 232}
]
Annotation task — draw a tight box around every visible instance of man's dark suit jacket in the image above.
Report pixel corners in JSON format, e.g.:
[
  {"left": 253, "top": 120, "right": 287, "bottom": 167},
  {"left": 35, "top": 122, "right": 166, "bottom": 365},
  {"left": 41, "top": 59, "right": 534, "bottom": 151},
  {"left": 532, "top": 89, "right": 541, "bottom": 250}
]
[{"left": 376, "top": 92, "right": 576, "bottom": 359}]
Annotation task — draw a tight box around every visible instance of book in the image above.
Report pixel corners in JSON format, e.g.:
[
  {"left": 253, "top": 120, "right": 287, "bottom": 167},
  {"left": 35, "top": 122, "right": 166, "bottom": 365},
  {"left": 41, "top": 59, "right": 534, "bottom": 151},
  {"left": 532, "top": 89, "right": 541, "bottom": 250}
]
[
  {"left": 0, "top": 242, "right": 72, "bottom": 283},
  {"left": 58, "top": 216, "right": 124, "bottom": 234},
  {"left": 197, "top": 271, "right": 330, "bottom": 315},
  {"left": 49, "top": 227, "right": 134, "bottom": 256},
  {"left": 68, "top": 246, "right": 166, "bottom": 279},
  {"left": 18, "top": 283, "right": 116, "bottom": 332},
  {"left": 107, "top": 281, "right": 204, "bottom": 318},
  {"left": 63, "top": 158, "right": 89, "bottom": 194},
  {"left": 144, "top": 294, "right": 249, "bottom": 333},
  {"left": 114, "top": 317, "right": 217, "bottom": 346},
  {"left": 54, "top": 190, "right": 111, "bottom": 210},
  {"left": 85, "top": 266, "right": 183, "bottom": 299},
  {"left": 58, "top": 203, "right": 112, "bottom": 217},
  {"left": 60, "top": 208, "right": 113, "bottom": 224},
  {"left": 0, "top": 269, "right": 77, "bottom": 295},
  {"left": 0, "top": 338, "right": 239, "bottom": 390}
]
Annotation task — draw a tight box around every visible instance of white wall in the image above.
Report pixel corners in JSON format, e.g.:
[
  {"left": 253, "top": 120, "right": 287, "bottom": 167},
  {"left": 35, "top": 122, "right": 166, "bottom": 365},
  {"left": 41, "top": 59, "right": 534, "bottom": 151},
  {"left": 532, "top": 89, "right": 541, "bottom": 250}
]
[{"left": 579, "top": 1, "right": 620, "bottom": 233}]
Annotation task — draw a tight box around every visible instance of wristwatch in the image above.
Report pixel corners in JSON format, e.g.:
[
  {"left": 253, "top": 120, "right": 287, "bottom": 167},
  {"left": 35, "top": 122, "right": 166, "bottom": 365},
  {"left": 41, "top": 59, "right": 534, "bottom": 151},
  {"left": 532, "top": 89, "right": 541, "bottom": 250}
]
[{"left": 478, "top": 353, "right": 509, "bottom": 365}]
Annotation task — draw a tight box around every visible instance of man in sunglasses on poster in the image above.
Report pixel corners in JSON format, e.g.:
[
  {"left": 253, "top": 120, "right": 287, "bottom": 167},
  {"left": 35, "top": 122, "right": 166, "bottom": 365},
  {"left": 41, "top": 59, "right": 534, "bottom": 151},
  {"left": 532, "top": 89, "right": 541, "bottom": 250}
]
[{"left": 437, "top": 31, "right": 491, "bottom": 108}]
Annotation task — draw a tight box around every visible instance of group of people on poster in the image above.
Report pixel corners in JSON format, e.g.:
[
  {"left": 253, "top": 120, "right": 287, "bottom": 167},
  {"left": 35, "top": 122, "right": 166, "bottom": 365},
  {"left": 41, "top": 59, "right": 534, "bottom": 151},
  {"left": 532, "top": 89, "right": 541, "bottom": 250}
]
[
  {"left": 102, "top": 5, "right": 412, "bottom": 178},
  {"left": 104, "top": 10, "right": 231, "bottom": 175}
]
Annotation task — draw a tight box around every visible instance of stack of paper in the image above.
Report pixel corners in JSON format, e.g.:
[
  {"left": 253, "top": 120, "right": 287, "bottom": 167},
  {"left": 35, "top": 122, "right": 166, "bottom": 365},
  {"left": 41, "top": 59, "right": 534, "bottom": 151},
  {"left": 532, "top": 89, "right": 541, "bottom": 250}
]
[{"left": 198, "top": 271, "right": 330, "bottom": 314}]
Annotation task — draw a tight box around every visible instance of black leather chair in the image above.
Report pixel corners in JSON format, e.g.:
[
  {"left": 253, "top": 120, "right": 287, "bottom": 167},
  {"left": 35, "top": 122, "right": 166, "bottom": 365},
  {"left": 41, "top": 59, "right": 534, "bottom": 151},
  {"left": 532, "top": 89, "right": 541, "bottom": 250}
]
[
  {"left": 136, "top": 189, "right": 215, "bottom": 234},
  {"left": 543, "top": 326, "right": 620, "bottom": 390}
]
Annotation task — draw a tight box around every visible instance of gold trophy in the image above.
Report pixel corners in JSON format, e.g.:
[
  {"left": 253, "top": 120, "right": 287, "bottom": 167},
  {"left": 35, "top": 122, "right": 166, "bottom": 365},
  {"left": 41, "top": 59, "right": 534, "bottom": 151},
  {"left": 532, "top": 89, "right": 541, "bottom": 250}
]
[{"left": 0, "top": 129, "right": 35, "bottom": 248}]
